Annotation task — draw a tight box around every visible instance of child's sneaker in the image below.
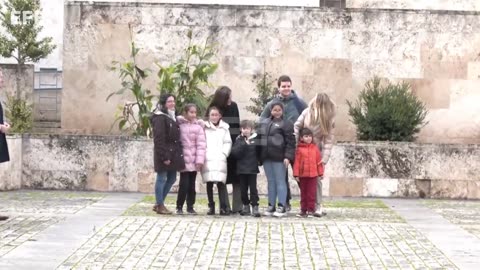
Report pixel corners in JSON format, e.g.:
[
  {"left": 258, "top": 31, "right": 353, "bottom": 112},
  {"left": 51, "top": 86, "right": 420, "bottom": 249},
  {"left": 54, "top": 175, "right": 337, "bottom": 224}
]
[
  {"left": 252, "top": 206, "right": 261, "bottom": 218},
  {"left": 186, "top": 208, "right": 197, "bottom": 215},
  {"left": 273, "top": 206, "right": 287, "bottom": 217},
  {"left": 296, "top": 211, "right": 307, "bottom": 218},
  {"left": 176, "top": 208, "right": 183, "bottom": 215},
  {"left": 264, "top": 205, "right": 275, "bottom": 216},
  {"left": 315, "top": 205, "right": 327, "bottom": 217}
]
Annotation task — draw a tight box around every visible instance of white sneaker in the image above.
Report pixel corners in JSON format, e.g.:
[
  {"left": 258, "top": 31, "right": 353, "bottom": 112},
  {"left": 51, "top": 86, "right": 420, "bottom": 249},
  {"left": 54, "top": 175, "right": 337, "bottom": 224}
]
[
  {"left": 264, "top": 206, "right": 275, "bottom": 216},
  {"left": 273, "top": 206, "right": 287, "bottom": 217},
  {"left": 315, "top": 206, "right": 326, "bottom": 216}
]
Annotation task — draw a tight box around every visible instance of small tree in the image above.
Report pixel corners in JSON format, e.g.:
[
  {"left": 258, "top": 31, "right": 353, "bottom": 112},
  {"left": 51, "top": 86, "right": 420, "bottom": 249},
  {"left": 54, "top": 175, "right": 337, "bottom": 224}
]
[
  {"left": 0, "top": 0, "right": 56, "bottom": 133},
  {"left": 156, "top": 30, "right": 218, "bottom": 116},
  {"left": 246, "top": 70, "right": 277, "bottom": 116},
  {"left": 107, "top": 33, "right": 153, "bottom": 137},
  {"left": 0, "top": 0, "right": 56, "bottom": 95},
  {"left": 347, "top": 77, "right": 428, "bottom": 141}
]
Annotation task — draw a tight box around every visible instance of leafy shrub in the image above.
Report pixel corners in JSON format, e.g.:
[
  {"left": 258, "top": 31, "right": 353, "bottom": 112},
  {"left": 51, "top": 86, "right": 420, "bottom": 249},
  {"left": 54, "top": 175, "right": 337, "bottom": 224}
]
[
  {"left": 347, "top": 77, "right": 428, "bottom": 141},
  {"left": 5, "top": 93, "right": 33, "bottom": 133}
]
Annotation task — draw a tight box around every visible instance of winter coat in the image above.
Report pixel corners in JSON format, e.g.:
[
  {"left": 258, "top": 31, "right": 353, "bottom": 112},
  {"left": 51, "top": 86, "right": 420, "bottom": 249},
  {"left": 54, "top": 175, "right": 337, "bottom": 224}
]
[
  {"left": 258, "top": 117, "right": 296, "bottom": 163},
  {"left": 294, "top": 108, "right": 335, "bottom": 164},
  {"left": 151, "top": 110, "right": 185, "bottom": 172},
  {"left": 260, "top": 90, "right": 308, "bottom": 123},
  {"left": 0, "top": 102, "right": 10, "bottom": 163},
  {"left": 231, "top": 133, "right": 260, "bottom": 175},
  {"left": 293, "top": 142, "right": 324, "bottom": 178},
  {"left": 177, "top": 116, "right": 206, "bottom": 172},
  {"left": 201, "top": 120, "right": 232, "bottom": 183}
]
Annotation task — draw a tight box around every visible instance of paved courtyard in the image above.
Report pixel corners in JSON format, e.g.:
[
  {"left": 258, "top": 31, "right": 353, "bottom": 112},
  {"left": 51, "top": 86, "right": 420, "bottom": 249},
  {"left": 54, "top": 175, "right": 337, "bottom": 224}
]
[{"left": 1, "top": 191, "right": 479, "bottom": 269}]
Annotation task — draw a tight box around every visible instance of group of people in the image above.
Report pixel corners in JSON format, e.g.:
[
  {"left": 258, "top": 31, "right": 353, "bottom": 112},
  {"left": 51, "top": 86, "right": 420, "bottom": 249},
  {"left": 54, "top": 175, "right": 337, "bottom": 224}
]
[{"left": 151, "top": 75, "right": 335, "bottom": 218}]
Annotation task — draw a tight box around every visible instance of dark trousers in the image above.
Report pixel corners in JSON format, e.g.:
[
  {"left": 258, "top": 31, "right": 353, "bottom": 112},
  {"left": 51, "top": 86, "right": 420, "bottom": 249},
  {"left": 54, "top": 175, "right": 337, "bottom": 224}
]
[
  {"left": 207, "top": 182, "right": 228, "bottom": 210},
  {"left": 300, "top": 177, "right": 317, "bottom": 212},
  {"left": 239, "top": 174, "right": 259, "bottom": 206},
  {"left": 176, "top": 171, "right": 197, "bottom": 210}
]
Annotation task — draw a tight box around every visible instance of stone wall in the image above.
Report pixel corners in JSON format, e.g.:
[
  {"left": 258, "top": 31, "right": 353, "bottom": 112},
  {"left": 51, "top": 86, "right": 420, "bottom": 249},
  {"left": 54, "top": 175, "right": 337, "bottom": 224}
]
[
  {"left": 0, "top": 135, "right": 22, "bottom": 190},
  {"left": 62, "top": 3, "right": 480, "bottom": 144},
  {"left": 0, "top": 64, "right": 34, "bottom": 104},
  {"left": 346, "top": 0, "right": 480, "bottom": 11},
  {"left": 2, "top": 134, "right": 479, "bottom": 199}
]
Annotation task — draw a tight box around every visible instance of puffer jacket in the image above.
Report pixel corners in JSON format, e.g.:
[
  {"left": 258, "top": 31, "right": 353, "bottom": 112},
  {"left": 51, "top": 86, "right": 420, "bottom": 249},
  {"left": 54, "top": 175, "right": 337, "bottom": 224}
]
[
  {"left": 201, "top": 120, "right": 232, "bottom": 183},
  {"left": 177, "top": 116, "right": 206, "bottom": 172},
  {"left": 294, "top": 108, "right": 335, "bottom": 164},
  {"left": 293, "top": 142, "right": 324, "bottom": 178},
  {"left": 258, "top": 117, "right": 296, "bottom": 163},
  {"left": 231, "top": 133, "right": 260, "bottom": 174},
  {"left": 151, "top": 110, "right": 185, "bottom": 172}
]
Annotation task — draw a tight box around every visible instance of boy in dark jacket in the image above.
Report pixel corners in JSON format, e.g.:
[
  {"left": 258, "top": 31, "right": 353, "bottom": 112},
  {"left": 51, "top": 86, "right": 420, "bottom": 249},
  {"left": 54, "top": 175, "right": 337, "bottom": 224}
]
[
  {"left": 293, "top": 128, "right": 324, "bottom": 218},
  {"left": 231, "top": 120, "right": 261, "bottom": 217}
]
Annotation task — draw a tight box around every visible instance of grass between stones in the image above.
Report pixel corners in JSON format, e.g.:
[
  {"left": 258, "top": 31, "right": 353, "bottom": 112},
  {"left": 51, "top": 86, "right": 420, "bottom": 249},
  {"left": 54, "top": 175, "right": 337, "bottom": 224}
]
[{"left": 121, "top": 195, "right": 405, "bottom": 223}]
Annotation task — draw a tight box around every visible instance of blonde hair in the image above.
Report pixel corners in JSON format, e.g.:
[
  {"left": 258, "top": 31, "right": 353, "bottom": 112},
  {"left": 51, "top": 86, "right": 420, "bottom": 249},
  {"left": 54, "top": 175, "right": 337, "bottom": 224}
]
[{"left": 307, "top": 93, "right": 335, "bottom": 136}]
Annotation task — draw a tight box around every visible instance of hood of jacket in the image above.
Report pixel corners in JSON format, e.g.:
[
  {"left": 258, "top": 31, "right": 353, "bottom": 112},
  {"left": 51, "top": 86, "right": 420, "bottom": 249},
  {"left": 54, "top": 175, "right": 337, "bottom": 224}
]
[
  {"left": 177, "top": 115, "right": 200, "bottom": 125},
  {"left": 204, "top": 119, "right": 229, "bottom": 130}
]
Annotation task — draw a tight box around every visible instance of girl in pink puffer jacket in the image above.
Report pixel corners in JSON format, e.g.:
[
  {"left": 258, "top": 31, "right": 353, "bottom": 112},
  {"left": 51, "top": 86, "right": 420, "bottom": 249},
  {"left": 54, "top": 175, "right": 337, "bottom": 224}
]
[{"left": 175, "top": 104, "right": 206, "bottom": 215}]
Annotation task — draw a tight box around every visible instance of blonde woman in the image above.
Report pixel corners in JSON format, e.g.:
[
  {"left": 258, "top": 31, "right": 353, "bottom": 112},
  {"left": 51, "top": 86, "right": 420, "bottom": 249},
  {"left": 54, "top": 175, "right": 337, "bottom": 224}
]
[{"left": 294, "top": 93, "right": 335, "bottom": 217}]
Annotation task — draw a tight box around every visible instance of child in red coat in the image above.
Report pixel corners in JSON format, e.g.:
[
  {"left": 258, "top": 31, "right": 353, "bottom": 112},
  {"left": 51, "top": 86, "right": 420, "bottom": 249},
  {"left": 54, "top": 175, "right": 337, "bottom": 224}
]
[{"left": 293, "top": 128, "right": 324, "bottom": 217}]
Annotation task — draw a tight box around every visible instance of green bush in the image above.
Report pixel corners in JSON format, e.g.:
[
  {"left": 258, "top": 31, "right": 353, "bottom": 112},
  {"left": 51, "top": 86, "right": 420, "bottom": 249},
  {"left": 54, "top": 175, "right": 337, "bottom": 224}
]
[
  {"left": 5, "top": 93, "right": 33, "bottom": 133},
  {"left": 246, "top": 70, "right": 277, "bottom": 116},
  {"left": 347, "top": 77, "right": 428, "bottom": 142}
]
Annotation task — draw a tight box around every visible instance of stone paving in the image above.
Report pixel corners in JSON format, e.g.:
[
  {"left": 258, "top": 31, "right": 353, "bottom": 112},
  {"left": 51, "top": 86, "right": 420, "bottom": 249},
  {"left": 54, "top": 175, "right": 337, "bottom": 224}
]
[
  {"left": 422, "top": 200, "right": 480, "bottom": 240},
  {"left": 0, "top": 191, "right": 105, "bottom": 258},
  {"left": 1, "top": 191, "right": 479, "bottom": 269}
]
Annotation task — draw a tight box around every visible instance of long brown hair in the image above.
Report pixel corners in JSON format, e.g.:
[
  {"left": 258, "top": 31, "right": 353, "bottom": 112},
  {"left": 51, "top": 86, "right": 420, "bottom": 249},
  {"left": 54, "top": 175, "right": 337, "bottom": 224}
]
[
  {"left": 306, "top": 93, "right": 335, "bottom": 136},
  {"left": 206, "top": 86, "right": 231, "bottom": 117}
]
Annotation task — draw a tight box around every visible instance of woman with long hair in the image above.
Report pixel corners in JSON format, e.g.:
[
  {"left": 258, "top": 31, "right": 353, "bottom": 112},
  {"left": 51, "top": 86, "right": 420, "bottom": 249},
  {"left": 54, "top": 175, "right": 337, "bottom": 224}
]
[
  {"left": 151, "top": 94, "right": 186, "bottom": 215},
  {"left": 294, "top": 93, "right": 336, "bottom": 217},
  {"left": 206, "top": 86, "right": 242, "bottom": 214}
]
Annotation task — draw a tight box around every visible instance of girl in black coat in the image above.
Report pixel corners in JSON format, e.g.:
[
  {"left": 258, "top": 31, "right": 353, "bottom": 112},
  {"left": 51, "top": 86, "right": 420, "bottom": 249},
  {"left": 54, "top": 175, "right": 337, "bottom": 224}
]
[
  {"left": 151, "top": 94, "right": 185, "bottom": 215},
  {"left": 258, "top": 102, "right": 296, "bottom": 218},
  {"left": 207, "top": 86, "right": 242, "bottom": 214}
]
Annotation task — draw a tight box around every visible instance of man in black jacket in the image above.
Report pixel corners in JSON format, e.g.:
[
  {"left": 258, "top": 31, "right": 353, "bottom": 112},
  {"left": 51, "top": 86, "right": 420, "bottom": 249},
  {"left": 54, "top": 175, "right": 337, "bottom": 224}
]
[{"left": 0, "top": 69, "right": 11, "bottom": 221}]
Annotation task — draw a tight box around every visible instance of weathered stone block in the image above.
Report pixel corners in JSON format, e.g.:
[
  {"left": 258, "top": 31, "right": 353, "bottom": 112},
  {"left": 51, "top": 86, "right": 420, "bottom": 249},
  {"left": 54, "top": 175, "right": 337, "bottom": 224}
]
[
  {"left": 415, "top": 179, "right": 431, "bottom": 198},
  {"left": 363, "top": 178, "right": 398, "bottom": 197},
  {"left": 329, "top": 177, "right": 364, "bottom": 196},
  {"left": 396, "top": 179, "right": 420, "bottom": 198},
  {"left": 431, "top": 180, "right": 468, "bottom": 199},
  {"left": 467, "top": 181, "right": 480, "bottom": 199},
  {"left": 409, "top": 79, "right": 450, "bottom": 109},
  {"left": 0, "top": 136, "right": 22, "bottom": 190},
  {"left": 86, "top": 172, "right": 109, "bottom": 191},
  {"left": 138, "top": 172, "right": 155, "bottom": 193},
  {"left": 236, "top": 9, "right": 265, "bottom": 27}
]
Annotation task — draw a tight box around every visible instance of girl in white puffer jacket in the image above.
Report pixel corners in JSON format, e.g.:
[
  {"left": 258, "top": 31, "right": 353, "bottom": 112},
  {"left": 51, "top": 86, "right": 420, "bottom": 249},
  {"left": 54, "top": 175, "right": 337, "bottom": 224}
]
[{"left": 201, "top": 106, "right": 232, "bottom": 215}]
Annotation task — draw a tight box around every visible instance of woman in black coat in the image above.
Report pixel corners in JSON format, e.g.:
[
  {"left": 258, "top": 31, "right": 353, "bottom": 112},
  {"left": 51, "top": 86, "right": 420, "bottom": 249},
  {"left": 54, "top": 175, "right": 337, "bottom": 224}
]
[
  {"left": 206, "top": 86, "right": 242, "bottom": 214},
  {"left": 151, "top": 94, "right": 185, "bottom": 215},
  {"left": 0, "top": 69, "right": 11, "bottom": 221}
]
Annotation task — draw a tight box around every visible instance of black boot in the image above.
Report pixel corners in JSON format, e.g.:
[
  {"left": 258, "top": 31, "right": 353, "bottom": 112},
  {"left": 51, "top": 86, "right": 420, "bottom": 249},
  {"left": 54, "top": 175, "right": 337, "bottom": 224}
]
[
  {"left": 252, "top": 206, "right": 260, "bottom": 218},
  {"left": 240, "top": 205, "right": 251, "bottom": 216},
  {"left": 207, "top": 203, "right": 215, "bottom": 215},
  {"left": 220, "top": 208, "right": 230, "bottom": 216}
]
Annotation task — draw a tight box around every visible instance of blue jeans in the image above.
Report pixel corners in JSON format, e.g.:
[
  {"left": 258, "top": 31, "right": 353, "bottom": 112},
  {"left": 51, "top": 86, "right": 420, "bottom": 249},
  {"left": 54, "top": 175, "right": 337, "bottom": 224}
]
[
  {"left": 263, "top": 160, "right": 287, "bottom": 207},
  {"left": 155, "top": 170, "right": 177, "bottom": 205}
]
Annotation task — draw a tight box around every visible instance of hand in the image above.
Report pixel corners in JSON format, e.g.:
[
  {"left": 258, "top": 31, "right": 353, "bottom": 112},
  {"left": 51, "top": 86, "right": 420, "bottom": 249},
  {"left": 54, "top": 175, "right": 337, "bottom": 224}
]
[
  {"left": 283, "top": 159, "right": 290, "bottom": 167},
  {"left": 195, "top": 164, "right": 202, "bottom": 171},
  {"left": 163, "top": 160, "right": 171, "bottom": 165}
]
